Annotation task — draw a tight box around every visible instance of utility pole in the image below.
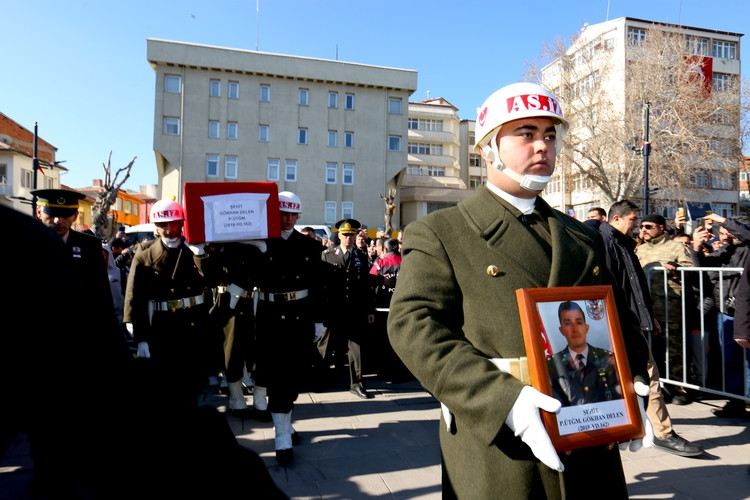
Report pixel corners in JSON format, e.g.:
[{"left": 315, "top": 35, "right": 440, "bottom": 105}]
[
  {"left": 31, "top": 122, "right": 39, "bottom": 216},
  {"left": 642, "top": 102, "right": 651, "bottom": 215}
]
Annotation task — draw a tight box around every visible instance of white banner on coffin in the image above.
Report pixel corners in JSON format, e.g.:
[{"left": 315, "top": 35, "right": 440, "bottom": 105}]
[{"left": 201, "top": 193, "right": 271, "bottom": 242}]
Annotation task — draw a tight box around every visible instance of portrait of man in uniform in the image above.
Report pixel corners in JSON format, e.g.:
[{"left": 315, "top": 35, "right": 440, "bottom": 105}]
[{"left": 545, "top": 300, "right": 622, "bottom": 407}]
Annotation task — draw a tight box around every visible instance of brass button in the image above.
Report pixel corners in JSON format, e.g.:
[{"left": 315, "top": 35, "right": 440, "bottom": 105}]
[
  {"left": 593, "top": 266, "right": 600, "bottom": 276},
  {"left": 486, "top": 265, "right": 499, "bottom": 277}
]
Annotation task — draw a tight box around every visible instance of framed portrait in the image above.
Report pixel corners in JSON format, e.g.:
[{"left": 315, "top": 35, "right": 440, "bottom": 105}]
[{"left": 515, "top": 285, "right": 643, "bottom": 452}]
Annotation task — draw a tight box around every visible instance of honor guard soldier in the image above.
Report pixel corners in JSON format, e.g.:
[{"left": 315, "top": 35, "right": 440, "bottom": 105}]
[
  {"left": 320, "top": 218, "right": 376, "bottom": 399},
  {"left": 123, "top": 198, "right": 219, "bottom": 409},
  {"left": 207, "top": 239, "right": 269, "bottom": 420},
  {"left": 253, "top": 191, "right": 326, "bottom": 466}
]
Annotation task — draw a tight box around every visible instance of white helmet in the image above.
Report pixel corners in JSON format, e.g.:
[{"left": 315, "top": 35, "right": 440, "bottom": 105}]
[
  {"left": 278, "top": 191, "right": 302, "bottom": 214},
  {"left": 475, "top": 83, "right": 569, "bottom": 191},
  {"left": 150, "top": 199, "right": 184, "bottom": 223}
]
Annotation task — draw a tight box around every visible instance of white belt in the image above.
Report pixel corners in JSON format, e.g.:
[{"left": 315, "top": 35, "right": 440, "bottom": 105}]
[
  {"left": 256, "top": 289, "right": 308, "bottom": 302},
  {"left": 375, "top": 308, "right": 390, "bottom": 312},
  {"left": 152, "top": 294, "right": 205, "bottom": 312},
  {"left": 216, "top": 285, "right": 252, "bottom": 298}
]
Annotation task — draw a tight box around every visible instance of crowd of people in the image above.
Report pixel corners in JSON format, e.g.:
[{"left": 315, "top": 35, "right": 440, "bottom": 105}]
[{"left": 4, "top": 81, "right": 748, "bottom": 499}]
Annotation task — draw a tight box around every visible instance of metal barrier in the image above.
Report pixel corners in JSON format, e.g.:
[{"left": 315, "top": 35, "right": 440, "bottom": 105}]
[{"left": 647, "top": 265, "right": 750, "bottom": 403}]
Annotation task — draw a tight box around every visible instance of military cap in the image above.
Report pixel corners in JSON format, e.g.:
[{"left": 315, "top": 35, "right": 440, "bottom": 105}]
[
  {"left": 641, "top": 214, "right": 666, "bottom": 227},
  {"left": 108, "top": 237, "right": 129, "bottom": 249},
  {"left": 335, "top": 218, "right": 361, "bottom": 235},
  {"left": 31, "top": 188, "right": 85, "bottom": 217}
]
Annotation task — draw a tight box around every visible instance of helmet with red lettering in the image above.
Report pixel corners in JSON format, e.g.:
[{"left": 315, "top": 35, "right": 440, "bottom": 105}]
[
  {"left": 278, "top": 191, "right": 302, "bottom": 214},
  {"left": 474, "top": 82, "right": 568, "bottom": 154},
  {"left": 150, "top": 198, "right": 184, "bottom": 223}
]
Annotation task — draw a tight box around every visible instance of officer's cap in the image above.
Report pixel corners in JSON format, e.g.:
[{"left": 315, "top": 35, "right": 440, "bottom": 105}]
[
  {"left": 31, "top": 188, "right": 85, "bottom": 217},
  {"left": 335, "top": 218, "right": 361, "bottom": 235}
]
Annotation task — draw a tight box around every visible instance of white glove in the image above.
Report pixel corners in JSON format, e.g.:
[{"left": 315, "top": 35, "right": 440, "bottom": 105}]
[
  {"left": 137, "top": 341, "right": 151, "bottom": 359},
  {"left": 242, "top": 239, "right": 267, "bottom": 253},
  {"left": 313, "top": 323, "right": 324, "bottom": 343},
  {"left": 188, "top": 243, "right": 206, "bottom": 256},
  {"left": 226, "top": 283, "right": 246, "bottom": 310},
  {"left": 619, "top": 380, "right": 654, "bottom": 451},
  {"left": 125, "top": 322, "right": 134, "bottom": 338},
  {"left": 505, "top": 386, "right": 564, "bottom": 472}
]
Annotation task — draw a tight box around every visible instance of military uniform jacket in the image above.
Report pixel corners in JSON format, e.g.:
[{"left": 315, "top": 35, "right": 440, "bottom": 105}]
[
  {"left": 547, "top": 344, "right": 622, "bottom": 407},
  {"left": 387, "top": 187, "right": 649, "bottom": 499},
  {"left": 321, "top": 245, "right": 375, "bottom": 324},
  {"left": 123, "top": 239, "right": 210, "bottom": 344}
]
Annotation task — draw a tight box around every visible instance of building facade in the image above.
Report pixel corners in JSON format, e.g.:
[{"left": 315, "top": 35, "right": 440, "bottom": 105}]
[
  {"left": 147, "top": 38, "right": 417, "bottom": 230},
  {"left": 541, "top": 17, "right": 743, "bottom": 220}
]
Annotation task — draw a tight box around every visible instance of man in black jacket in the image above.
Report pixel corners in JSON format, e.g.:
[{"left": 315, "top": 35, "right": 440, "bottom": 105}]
[{"left": 600, "top": 200, "right": 703, "bottom": 456}]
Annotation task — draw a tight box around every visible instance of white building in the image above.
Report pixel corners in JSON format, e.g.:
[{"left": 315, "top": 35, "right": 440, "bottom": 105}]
[
  {"left": 541, "top": 17, "right": 743, "bottom": 220},
  {"left": 147, "top": 38, "right": 417, "bottom": 230}
]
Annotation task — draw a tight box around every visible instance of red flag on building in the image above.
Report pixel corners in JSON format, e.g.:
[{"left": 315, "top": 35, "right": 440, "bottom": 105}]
[{"left": 683, "top": 55, "right": 713, "bottom": 94}]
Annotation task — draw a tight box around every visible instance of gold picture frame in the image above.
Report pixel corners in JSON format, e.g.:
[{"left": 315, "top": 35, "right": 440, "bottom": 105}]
[{"left": 515, "top": 285, "right": 644, "bottom": 452}]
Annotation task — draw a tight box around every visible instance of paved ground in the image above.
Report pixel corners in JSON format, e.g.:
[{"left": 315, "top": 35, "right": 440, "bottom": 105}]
[{"left": 2, "top": 376, "right": 749, "bottom": 499}]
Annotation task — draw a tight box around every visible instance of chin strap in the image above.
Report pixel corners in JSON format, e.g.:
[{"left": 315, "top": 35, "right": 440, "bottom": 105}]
[
  {"left": 485, "top": 137, "right": 551, "bottom": 192},
  {"left": 161, "top": 236, "right": 183, "bottom": 248}
]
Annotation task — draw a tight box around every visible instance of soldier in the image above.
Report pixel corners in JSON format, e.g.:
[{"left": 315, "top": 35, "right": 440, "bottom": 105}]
[
  {"left": 253, "top": 191, "right": 326, "bottom": 466},
  {"left": 207, "top": 240, "right": 269, "bottom": 420},
  {"left": 320, "top": 218, "right": 376, "bottom": 399},
  {"left": 123, "top": 198, "right": 219, "bottom": 409}
]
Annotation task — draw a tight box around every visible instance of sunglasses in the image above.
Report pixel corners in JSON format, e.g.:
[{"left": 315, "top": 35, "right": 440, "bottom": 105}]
[{"left": 640, "top": 224, "right": 656, "bottom": 229}]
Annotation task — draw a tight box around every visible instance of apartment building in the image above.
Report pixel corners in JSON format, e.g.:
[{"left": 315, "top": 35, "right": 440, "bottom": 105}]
[
  {"left": 147, "top": 39, "right": 417, "bottom": 230},
  {"left": 399, "top": 97, "right": 472, "bottom": 227},
  {"left": 0, "top": 112, "right": 63, "bottom": 215},
  {"left": 541, "top": 17, "right": 743, "bottom": 220}
]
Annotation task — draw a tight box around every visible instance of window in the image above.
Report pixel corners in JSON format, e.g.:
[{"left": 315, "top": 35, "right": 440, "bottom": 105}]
[
  {"left": 344, "top": 132, "right": 354, "bottom": 148},
  {"left": 163, "top": 117, "right": 180, "bottom": 135},
  {"left": 388, "top": 136, "right": 401, "bottom": 151},
  {"left": 124, "top": 200, "right": 132, "bottom": 215},
  {"left": 628, "top": 28, "right": 647, "bottom": 46},
  {"left": 469, "top": 154, "right": 481, "bottom": 167},
  {"left": 206, "top": 155, "right": 219, "bottom": 177},
  {"left": 298, "top": 128, "right": 308, "bottom": 145},
  {"left": 228, "top": 81, "right": 239, "bottom": 99},
  {"left": 328, "top": 92, "right": 338, "bottom": 108},
  {"left": 692, "top": 170, "right": 708, "bottom": 188},
  {"left": 225, "top": 156, "right": 238, "bottom": 179},
  {"left": 285, "top": 160, "right": 297, "bottom": 182},
  {"left": 325, "top": 201, "right": 336, "bottom": 224},
  {"left": 470, "top": 176, "right": 483, "bottom": 188},
  {"left": 343, "top": 163, "right": 354, "bottom": 185},
  {"left": 208, "top": 121, "right": 220, "bottom": 138},
  {"left": 21, "top": 169, "right": 32, "bottom": 188},
  {"left": 713, "top": 73, "right": 731, "bottom": 91},
  {"left": 326, "top": 162, "right": 337, "bottom": 184},
  {"left": 388, "top": 98, "right": 402, "bottom": 114},
  {"left": 408, "top": 143, "right": 443, "bottom": 155},
  {"left": 227, "top": 122, "right": 238, "bottom": 139},
  {"left": 327, "top": 131, "right": 337, "bottom": 147},
  {"left": 258, "top": 125, "right": 269, "bottom": 142},
  {"left": 299, "top": 89, "right": 309, "bottom": 105},
  {"left": 260, "top": 84, "right": 270, "bottom": 102},
  {"left": 115, "top": 198, "right": 123, "bottom": 212},
  {"left": 685, "top": 36, "right": 709, "bottom": 56},
  {"left": 342, "top": 201, "right": 354, "bottom": 219},
  {"left": 164, "top": 75, "right": 181, "bottom": 93},
  {"left": 267, "top": 158, "right": 280, "bottom": 180},
  {"left": 0, "top": 164, "right": 7, "bottom": 184},
  {"left": 712, "top": 40, "right": 737, "bottom": 59},
  {"left": 713, "top": 202, "right": 736, "bottom": 218},
  {"left": 409, "top": 118, "right": 443, "bottom": 131},
  {"left": 345, "top": 93, "right": 355, "bottom": 109},
  {"left": 133, "top": 203, "right": 139, "bottom": 216},
  {"left": 210, "top": 79, "right": 221, "bottom": 97}
]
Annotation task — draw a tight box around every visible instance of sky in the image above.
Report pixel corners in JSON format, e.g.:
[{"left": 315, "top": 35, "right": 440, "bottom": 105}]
[{"left": 3, "top": 0, "right": 748, "bottom": 192}]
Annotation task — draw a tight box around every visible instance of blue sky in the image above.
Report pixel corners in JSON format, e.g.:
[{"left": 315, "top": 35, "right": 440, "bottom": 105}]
[{"left": 3, "top": 0, "right": 747, "bottom": 191}]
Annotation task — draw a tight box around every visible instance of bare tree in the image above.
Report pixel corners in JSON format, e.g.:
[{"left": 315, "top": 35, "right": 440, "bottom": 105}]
[
  {"left": 91, "top": 151, "right": 137, "bottom": 239},
  {"left": 379, "top": 189, "right": 397, "bottom": 236},
  {"left": 526, "top": 24, "right": 742, "bottom": 211}
]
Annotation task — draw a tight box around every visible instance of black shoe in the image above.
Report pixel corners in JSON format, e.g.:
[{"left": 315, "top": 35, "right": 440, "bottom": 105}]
[
  {"left": 652, "top": 433, "right": 704, "bottom": 457},
  {"left": 275, "top": 448, "right": 294, "bottom": 466},
  {"left": 291, "top": 431, "right": 301, "bottom": 446},
  {"left": 712, "top": 401, "right": 749, "bottom": 418},
  {"left": 350, "top": 385, "right": 372, "bottom": 399}
]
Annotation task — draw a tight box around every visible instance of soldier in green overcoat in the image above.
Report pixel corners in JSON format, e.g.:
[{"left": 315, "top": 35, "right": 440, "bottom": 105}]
[{"left": 388, "top": 83, "right": 651, "bottom": 499}]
